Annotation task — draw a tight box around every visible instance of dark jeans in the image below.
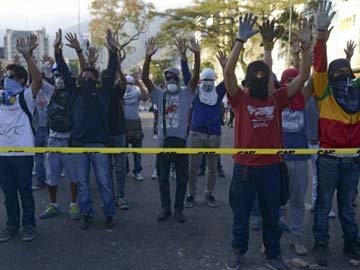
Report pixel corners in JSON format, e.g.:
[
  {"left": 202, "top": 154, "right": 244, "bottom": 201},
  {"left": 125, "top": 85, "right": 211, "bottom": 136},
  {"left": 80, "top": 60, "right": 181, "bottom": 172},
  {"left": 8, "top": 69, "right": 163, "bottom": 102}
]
[
  {"left": 153, "top": 110, "right": 158, "bottom": 136},
  {"left": 0, "top": 156, "right": 36, "bottom": 227},
  {"left": 313, "top": 156, "right": 359, "bottom": 244},
  {"left": 229, "top": 163, "right": 282, "bottom": 259},
  {"left": 109, "top": 135, "right": 126, "bottom": 198},
  {"left": 158, "top": 153, "right": 189, "bottom": 211},
  {"left": 126, "top": 138, "right": 143, "bottom": 174},
  {"left": 34, "top": 126, "right": 48, "bottom": 184},
  {"left": 200, "top": 154, "right": 223, "bottom": 172}
]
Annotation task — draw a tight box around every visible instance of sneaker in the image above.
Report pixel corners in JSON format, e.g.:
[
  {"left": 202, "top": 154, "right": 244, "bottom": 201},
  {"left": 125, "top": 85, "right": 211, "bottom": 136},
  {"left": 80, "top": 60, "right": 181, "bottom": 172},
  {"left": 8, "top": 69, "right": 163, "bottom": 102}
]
[
  {"left": 170, "top": 169, "right": 176, "bottom": 179},
  {"left": 328, "top": 210, "right": 336, "bottom": 218},
  {"left": 174, "top": 210, "right": 185, "bottom": 223},
  {"left": 157, "top": 209, "right": 171, "bottom": 221},
  {"left": 217, "top": 168, "right": 225, "bottom": 178},
  {"left": 39, "top": 204, "right": 61, "bottom": 219},
  {"left": 226, "top": 250, "right": 244, "bottom": 270},
  {"left": 32, "top": 182, "right": 45, "bottom": 190},
  {"left": 152, "top": 169, "right": 158, "bottom": 180},
  {"left": 69, "top": 204, "right": 81, "bottom": 220},
  {"left": 105, "top": 216, "right": 115, "bottom": 229},
  {"left": 153, "top": 134, "right": 158, "bottom": 140},
  {"left": 22, "top": 225, "right": 36, "bottom": 242},
  {"left": 265, "top": 257, "right": 290, "bottom": 270},
  {"left": 290, "top": 234, "right": 308, "bottom": 256},
  {"left": 116, "top": 197, "right": 129, "bottom": 210},
  {"left": 205, "top": 192, "right": 217, "bottom": 208},
  {"left": 197, "top": 170, "right": 205, "bottom": 177},
  {"left": 279, "top": 217, "right": 290, "bottom": 232},
  {"left": 135, "top": 173, "right": 144, "bottom": 181},
  {"left": 80, "top": 214, "right": 94, "bottom": 230},
  {"left": 313, "top": 240, "right": 329, "bottom": 266},
  {"left": 0, "top": 226, "right": 18, "bottom": 242},
  {"left": 250, "top": 216, "right": 263, "bottom": 231},
  {"left": 185, "top": 194, "right": 195, "bottom": 208}
]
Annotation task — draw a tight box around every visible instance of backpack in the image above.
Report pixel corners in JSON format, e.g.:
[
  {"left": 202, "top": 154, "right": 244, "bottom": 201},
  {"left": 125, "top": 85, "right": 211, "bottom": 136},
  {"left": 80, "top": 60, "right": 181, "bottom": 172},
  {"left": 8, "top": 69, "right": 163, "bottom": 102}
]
[
  {"left": 19, "top": 91, "right": 38, "bottom": 135},
  {"left": 47, "top": 89, "right": 73, "bottom": 132}
]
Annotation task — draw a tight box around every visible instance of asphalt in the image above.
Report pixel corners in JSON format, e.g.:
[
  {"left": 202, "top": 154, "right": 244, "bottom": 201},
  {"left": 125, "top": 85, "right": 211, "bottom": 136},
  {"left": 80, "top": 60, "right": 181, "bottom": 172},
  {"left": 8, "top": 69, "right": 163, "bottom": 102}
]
[{"left": 0, "top": 112, "right": 358, "bottom": 270}]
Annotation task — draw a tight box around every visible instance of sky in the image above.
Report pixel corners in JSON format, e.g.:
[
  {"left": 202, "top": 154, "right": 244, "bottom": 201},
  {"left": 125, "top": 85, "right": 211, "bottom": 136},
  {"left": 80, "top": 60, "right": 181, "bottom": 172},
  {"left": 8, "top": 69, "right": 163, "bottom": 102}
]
[{"left": 0, "top": 0, "right": 192, "bottom": 45}]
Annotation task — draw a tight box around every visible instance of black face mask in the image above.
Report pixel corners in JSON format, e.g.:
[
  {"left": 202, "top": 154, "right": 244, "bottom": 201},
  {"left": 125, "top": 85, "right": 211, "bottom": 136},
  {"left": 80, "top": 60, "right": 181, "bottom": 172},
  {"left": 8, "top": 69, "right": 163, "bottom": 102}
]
[
  {"left": 245, "top": 61, "right": 270, "bottom": 101},
  {"left": 78, "top": 77, "right": 97, "bottom": 89}
]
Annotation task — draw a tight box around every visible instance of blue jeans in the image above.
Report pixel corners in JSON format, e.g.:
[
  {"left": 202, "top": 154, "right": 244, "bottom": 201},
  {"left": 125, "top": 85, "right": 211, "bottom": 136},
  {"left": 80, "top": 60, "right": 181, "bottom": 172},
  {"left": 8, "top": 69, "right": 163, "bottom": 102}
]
[
  {"left": 313, "top": 156, "right": 359, "bottom": 244},
  {"left": 0, "top": 156, "right": 36, "bottom": 227},
  {"left": 109, "top": 135, "right": 126, "bottom": 198},
  {"left": 126, "top": 138, "right": 143, "bottom": 174},
  {"left": 73, "top": 143, "right": 115, "bottom": 217},
  {"left": 34, "top": 127, "right": 48, "bottom": 184},
  {"left": 229, "top": 163, "right": 282, "bottom": 259}
]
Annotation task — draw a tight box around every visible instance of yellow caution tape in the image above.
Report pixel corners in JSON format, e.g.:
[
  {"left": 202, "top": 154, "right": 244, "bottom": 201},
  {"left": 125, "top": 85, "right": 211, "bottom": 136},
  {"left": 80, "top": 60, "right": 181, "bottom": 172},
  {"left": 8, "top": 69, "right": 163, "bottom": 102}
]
[{"left": 0, "top": 147, "right": 360, "bottom": 155}]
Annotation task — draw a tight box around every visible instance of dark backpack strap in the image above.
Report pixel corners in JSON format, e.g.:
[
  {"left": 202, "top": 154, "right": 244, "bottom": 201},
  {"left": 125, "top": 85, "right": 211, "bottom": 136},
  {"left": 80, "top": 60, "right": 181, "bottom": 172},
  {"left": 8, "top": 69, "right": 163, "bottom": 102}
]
[
  {"left": 19, "top": 92, "right": 35, "bottom": 134},
  {"left": 163, "top": 91, "right": 167, "bottom": 138}
]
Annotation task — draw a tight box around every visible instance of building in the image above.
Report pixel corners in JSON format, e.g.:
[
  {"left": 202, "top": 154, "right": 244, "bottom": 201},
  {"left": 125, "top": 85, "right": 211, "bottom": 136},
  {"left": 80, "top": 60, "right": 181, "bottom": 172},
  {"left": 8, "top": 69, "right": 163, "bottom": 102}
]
[{"left": 4, "top": 28, "right": 49, "bottom": 66}]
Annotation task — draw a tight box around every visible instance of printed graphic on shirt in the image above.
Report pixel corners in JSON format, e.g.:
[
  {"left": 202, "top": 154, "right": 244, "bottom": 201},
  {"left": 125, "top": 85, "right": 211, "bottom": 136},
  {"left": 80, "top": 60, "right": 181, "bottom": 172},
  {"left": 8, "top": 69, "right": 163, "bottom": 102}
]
[
  {"left": 282, "top": 108, "right": 304, "bottom": 133},
  {"left": 37, "top": 91, "right": 49, "bottom": 110},
  {"left": 247, "top": 105, "right": 275, "bottom": 128},
  {"left": 163, "top": 95, "right": 180, "bottom": 129},
  {"left": 0, "top": 123, "right": 25, "bottom": 138}
]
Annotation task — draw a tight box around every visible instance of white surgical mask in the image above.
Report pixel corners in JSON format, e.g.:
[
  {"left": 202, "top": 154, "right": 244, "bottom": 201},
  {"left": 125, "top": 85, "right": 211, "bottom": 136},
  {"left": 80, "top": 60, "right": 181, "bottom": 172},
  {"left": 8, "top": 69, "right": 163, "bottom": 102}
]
[
  {"left": 166, "top": 83, "right": 178, "bottom": 93},
  {"left": 55, "top": 77, "right": 65, "bottom": 90}
]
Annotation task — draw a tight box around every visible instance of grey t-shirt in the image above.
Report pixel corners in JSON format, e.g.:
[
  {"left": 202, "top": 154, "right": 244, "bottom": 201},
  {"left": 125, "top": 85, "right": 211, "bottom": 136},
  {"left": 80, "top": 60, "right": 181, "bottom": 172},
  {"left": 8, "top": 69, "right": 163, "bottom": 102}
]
[
  {"left": 35, "top": 82, "right": 55, "bottom": 127},
  {"left": 124, "top": 88, "right": 141, "bottom": 120},
  {"left": 151, "top": 86, "right": 196, "bottom": 146}
]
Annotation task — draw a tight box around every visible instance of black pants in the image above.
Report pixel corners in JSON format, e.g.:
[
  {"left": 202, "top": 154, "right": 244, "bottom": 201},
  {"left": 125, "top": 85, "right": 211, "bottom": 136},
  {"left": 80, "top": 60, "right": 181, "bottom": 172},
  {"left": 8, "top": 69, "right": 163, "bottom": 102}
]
[{"left": 158, "top": 153, "right": 189, "bottom": 211}]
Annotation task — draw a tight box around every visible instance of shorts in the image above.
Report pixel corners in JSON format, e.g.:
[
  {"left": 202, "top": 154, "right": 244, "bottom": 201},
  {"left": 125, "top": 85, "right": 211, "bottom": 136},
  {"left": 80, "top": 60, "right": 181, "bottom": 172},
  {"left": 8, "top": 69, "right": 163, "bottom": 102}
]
[{"left": 46, "top": 137, "right": 77, "bottom": 186}]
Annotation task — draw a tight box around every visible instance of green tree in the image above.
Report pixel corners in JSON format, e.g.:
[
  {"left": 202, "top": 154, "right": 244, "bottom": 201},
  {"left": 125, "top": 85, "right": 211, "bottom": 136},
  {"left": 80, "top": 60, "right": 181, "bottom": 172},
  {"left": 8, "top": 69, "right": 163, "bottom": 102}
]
[
  {"left": 69, "top": 59, "right": 80, "bottom": 77},
  {"left": 157, "top": 0, "right": 306, "bottom": 73},
  {"left": 89, "top": 0, "right": 156, "bottom": 62},
  {"left": 0, "top": 61, "right": 4, "bottom": 78}
]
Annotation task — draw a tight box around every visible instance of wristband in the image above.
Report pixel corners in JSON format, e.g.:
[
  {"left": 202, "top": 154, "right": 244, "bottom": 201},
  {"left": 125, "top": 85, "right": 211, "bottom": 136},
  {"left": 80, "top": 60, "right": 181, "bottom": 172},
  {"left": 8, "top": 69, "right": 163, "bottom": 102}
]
[
  {"left": 76, "top": 49, "right": 83, "bottom": 54},
  {"left": 236, "top": 37, "right": 245, "bottom": 43}
]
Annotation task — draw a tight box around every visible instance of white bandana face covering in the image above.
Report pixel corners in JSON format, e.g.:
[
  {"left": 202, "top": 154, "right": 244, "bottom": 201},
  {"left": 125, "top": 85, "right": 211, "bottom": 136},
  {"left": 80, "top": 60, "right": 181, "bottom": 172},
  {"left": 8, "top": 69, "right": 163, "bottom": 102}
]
[{"left": 199, "top": 80, "right": 217, "bottom": 105}]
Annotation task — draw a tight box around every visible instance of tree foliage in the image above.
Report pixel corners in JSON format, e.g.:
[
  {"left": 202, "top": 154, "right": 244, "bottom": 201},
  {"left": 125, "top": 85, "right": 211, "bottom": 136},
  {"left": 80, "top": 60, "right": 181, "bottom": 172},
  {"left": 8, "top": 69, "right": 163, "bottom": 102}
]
[
  {"left": 150, "top": 59, "right": 172, "bottom": 86},
  {"left": 157, "top": 0, "right": 307, "bottom": 73},
  {"left": 89, "top": 0, "right": 156, "bottom": 61}
]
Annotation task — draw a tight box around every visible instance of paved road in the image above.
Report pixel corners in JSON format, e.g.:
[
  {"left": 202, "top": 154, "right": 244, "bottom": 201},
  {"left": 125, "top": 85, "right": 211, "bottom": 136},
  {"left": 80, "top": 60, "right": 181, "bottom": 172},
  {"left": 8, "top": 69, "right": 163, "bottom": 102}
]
[{"left": 0, "top": 112, "right": 358, "bottom": 270}]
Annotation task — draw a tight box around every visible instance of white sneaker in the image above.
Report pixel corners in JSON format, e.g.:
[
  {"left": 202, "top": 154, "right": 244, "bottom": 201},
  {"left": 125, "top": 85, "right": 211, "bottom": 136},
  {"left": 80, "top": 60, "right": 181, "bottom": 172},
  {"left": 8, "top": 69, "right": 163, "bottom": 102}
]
[
  {"left": 135, "top": 173, "right": 144, "bottom": 181},
  {"left": 153, "top": 134, "right": 158, "bottom": 140},
  {"left": 328, "top": 210, "right": 336, "bottom": 218},
  {"left": 152, "top": 169, "right": 158, "bottom": 180}
]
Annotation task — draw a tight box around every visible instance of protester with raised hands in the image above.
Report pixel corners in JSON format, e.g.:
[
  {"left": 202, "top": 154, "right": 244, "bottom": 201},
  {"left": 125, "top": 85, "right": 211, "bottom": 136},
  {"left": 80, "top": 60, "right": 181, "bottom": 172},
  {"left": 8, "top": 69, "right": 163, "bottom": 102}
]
[
  {"left": 67, "top": 29, "right": 118, "bottom": 230},
  {"left": 142, "top": 35, "right": 200, "bottom": 223},
  {"left": 0, "top": 34, "right": 42, "bottom": 243},
  {"left": 310, "top": 0, "right": 360, "bottom": 266},
  {"left": 224, "top": 11, "right": 311, "bottom": 269},
  {"left": 37, "top": 29, "right": 81, "bottom": 222}
]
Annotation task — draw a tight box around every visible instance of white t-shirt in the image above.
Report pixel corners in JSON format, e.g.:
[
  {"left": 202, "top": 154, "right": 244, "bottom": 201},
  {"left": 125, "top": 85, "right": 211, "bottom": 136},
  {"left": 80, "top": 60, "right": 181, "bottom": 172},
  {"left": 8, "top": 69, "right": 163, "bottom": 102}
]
[{"left": 0, "top": 87, "right": 35, "bottom": 156}]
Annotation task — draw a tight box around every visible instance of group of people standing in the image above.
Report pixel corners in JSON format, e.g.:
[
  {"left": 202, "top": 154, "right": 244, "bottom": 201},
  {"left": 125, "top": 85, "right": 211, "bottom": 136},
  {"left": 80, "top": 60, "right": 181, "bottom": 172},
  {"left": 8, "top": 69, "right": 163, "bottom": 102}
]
[{"left": 0, "top": 1, "right": 360, "bottom": 269}]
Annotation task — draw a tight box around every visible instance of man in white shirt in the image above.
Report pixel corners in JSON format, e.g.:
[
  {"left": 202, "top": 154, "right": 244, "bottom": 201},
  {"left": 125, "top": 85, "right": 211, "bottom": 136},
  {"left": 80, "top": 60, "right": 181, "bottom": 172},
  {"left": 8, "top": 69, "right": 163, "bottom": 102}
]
[{"left": 0, "top": 35, "right": 43, "bottom": 242}]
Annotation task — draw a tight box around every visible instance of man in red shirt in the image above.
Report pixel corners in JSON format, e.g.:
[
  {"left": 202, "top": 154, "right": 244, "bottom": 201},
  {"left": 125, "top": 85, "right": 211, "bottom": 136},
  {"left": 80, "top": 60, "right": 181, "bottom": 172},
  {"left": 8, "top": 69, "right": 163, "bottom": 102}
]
[{"left": 224, "top": 14, "right": 312, "bottom": 270}]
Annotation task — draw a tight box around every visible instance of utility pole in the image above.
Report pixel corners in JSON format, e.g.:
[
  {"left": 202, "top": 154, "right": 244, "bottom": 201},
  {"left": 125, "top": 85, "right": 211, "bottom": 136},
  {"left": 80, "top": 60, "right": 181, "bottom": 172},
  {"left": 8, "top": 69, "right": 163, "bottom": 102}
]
[
  {"left": 288, "top": 0, "right": 293, "bottom": 66},
  {"left": 78, "top": 0, "right": 81, "bottom": 38}
]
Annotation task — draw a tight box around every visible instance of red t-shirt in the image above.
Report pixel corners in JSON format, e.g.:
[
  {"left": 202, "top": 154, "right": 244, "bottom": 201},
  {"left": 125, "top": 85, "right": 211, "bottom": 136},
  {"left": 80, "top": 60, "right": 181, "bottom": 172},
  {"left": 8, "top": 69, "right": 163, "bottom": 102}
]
[{"left": 227, "top": 87, "right": 288, "bottom": 166}]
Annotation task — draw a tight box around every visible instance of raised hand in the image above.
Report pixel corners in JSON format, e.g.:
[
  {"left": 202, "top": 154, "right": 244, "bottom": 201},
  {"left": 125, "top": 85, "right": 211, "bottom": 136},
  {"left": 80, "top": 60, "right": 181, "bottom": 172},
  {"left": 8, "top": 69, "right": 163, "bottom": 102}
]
[
  {"left": 86, "top": 46, "right": 99, "bottom": 67},
  {"left": 54, "top": 29, "right": 63, "bottom": 51},
  {"left": 291, "top": 38, "right": 301, "bottom": 54},
  {"left": 106, "top": 29, "right": 117, "bottom": 53},
  {"left": 16, "top": 37, "right": 32, "bottom": 59},
  {"left": 41, "top": 54, "right": 55, "bottom": 66},
  {"left": 175, "top": 37, "right": 187, "bottom": 59},
  {"left": 344, "top": 40, "right": 357, "bottom": 60},
  {"left": 297, "top": 17, "right": 312, "bottom": 47},
  {"left": 65, "top": 33, "right": 81, "bottom": 51},
  {"left": 188, "top": 36, "right": 200, "bottom": 54},
  {"left": 259, "top": 19, "right": 276, "bottom": 49},
  {"left": 145, "top": 37, "right": 157, "bottom": 57},
  {"left": 314, "top": 0, "right": 335, "bottom": 31},
  {"left": 237, "top": 13, "right": 259, "bottom": 42},
  {"left": 29, "top": 34, "right": 38, "bottom": 55},
  {"left": 216, "top": 51, "right": 228, "bottom": 69}
]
